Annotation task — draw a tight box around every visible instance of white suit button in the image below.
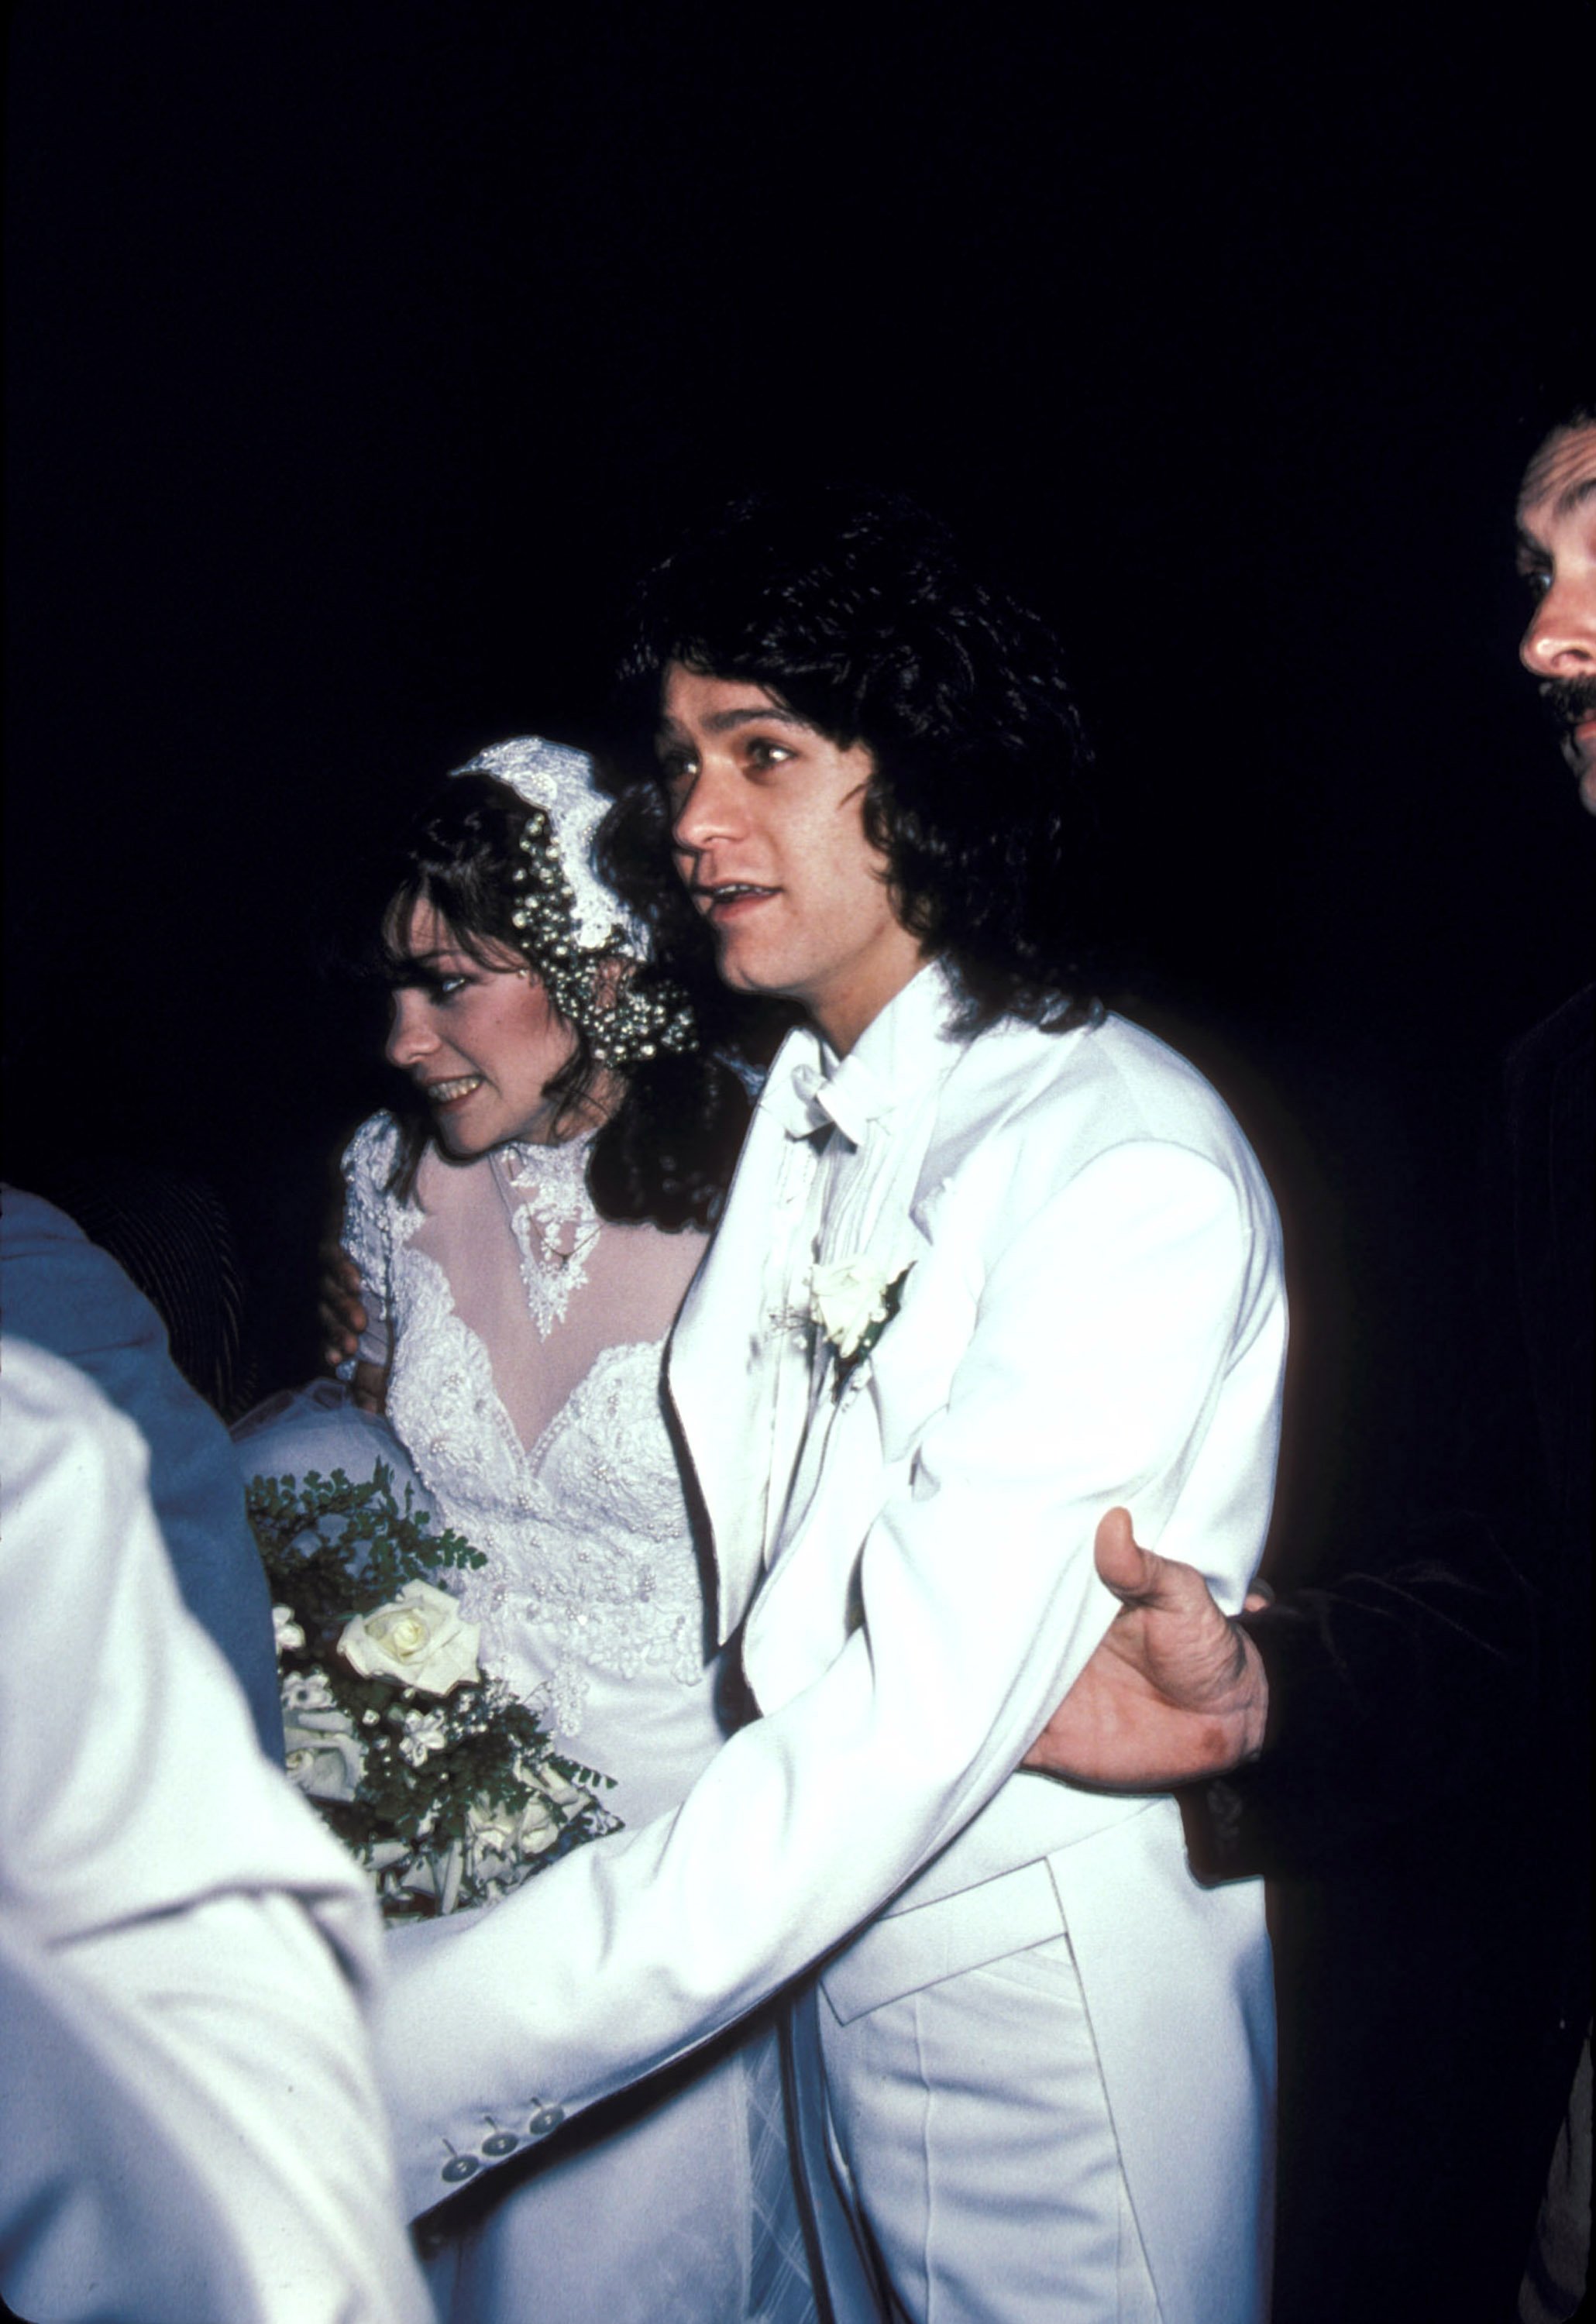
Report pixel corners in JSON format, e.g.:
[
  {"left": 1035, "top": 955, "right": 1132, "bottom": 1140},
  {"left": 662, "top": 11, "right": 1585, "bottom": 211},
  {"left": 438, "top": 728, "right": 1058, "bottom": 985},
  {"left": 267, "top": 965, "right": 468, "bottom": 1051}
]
[
  {"left": 441, "top": 2155, "right": 478, "bottom": 2183},
  {"left": 528, "top": 2106, "right": 565, "bottom": 2135}
]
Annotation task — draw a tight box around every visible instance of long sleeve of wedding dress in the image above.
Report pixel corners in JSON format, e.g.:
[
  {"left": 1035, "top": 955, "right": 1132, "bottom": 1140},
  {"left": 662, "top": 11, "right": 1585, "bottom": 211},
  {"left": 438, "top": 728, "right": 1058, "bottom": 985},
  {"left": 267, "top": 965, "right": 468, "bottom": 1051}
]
[{"left": 331, "top": 1113, "right": 815, "bottom": 2324}]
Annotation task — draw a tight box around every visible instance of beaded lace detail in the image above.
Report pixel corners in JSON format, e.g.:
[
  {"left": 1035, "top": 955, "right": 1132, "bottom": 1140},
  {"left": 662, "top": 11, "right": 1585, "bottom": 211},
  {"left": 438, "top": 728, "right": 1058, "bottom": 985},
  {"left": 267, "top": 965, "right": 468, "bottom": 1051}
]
[
  {"left": 339, "top": 1114, "right": 706, "bottom": 1738},
  {"left": 499, "top": 1136, "right": 602, "bottom": 1337}
]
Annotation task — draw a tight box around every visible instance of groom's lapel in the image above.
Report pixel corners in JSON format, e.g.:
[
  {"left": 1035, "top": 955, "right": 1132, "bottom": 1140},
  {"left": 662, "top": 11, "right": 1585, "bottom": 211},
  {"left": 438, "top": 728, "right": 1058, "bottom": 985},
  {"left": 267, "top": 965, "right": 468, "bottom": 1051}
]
[{"left": 667, "top": 1086, "right": 794, "bottom": 1646}]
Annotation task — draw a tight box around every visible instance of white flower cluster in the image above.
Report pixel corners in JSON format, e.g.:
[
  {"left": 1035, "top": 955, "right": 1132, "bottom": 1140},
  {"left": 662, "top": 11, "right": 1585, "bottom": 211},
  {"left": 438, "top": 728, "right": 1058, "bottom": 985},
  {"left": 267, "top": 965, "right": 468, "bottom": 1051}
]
[
  {"left": 254, "top": 1461, "right": 619, "bottom": 1923},
  {"left": 282, "top": 1668, "right": 365, "bottom": 1803},
  {"left": 381, "top": 1761, "right": 596, "bottom": 1917},
  {"left": 810, "top": 1256, "right": 914, "bottom": 1367}
]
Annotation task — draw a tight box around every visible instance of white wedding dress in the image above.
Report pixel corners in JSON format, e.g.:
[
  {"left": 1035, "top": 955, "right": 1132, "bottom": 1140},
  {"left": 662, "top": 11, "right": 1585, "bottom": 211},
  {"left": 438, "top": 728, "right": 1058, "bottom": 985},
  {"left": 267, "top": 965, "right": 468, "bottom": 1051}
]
[{"left": 254, "top": 1112, "right": 816, "bottom": 2324}]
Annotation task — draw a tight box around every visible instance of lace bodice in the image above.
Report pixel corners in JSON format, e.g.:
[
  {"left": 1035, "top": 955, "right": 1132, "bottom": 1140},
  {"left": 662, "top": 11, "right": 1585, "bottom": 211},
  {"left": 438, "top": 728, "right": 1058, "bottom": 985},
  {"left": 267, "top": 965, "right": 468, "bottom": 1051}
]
[{"left": 338, "top": 1116, "right": 718, "bottom": 1819}]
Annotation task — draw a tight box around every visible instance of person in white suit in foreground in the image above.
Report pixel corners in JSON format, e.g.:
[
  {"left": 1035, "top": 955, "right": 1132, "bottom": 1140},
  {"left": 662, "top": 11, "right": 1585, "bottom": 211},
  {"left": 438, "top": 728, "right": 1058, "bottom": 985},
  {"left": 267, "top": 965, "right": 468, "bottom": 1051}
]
[
  {"left": 375, "top": 487, "right": 1286, "bottom": 2322},
  {"left": 0, "top": 1336, "right": 432, "bottom": 2324}
]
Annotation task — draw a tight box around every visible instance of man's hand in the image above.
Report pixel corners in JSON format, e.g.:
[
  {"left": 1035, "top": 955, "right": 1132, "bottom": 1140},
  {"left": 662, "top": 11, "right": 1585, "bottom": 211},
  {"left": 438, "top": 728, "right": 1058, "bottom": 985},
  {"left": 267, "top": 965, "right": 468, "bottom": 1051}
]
[
  {"left": 1022, "top": 1508, "right": 1269, "bottom": 1789},
  {"left": 317, "top": 1245, "right": 370, "bottom": 1376}
]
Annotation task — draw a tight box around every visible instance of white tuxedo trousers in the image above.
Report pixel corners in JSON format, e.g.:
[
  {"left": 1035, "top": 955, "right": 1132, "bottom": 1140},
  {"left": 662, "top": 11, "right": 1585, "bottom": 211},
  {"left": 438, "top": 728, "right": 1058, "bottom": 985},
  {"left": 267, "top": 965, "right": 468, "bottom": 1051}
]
[{"left": 808, "top": 1929, "right": 1161, "bottom": 2322}]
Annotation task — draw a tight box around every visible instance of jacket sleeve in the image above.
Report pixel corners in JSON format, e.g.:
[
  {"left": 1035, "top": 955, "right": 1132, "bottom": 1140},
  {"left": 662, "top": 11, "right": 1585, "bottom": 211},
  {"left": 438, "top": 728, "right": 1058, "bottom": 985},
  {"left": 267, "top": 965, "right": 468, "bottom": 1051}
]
[{"left": 0, "top": 1340, "right": 432, "bottom": 2324}]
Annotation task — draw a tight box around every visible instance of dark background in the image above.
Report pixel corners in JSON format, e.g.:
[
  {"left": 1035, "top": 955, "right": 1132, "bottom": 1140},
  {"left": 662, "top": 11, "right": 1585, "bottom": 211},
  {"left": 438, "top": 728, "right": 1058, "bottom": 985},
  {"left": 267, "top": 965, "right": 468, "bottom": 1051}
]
[{"left": 5, "top": 5, "right": 1592, "bottom": 1580}]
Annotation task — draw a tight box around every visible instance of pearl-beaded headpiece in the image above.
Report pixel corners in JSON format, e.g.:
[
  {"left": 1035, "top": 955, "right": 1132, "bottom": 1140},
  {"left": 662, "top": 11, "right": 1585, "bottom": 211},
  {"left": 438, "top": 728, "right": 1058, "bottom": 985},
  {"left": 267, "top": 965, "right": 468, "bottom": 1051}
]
[{"left": 449, "top": 736, "right": 695, "bottom": 1071}]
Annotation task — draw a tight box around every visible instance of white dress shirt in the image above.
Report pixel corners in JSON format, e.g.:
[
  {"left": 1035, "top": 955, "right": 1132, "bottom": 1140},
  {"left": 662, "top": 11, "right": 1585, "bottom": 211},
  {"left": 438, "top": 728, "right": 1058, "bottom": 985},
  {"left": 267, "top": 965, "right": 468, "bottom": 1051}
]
[{"left": 764, "top": 966, "right": 960, "bottom": 1559}]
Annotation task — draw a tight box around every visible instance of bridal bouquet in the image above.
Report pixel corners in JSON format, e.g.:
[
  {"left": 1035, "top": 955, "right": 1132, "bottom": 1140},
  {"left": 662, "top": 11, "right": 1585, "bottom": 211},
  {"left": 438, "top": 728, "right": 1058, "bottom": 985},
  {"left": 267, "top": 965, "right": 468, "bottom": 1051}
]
[{"left": 246, "top": 1463, "right": 620, "bottom": 1921}]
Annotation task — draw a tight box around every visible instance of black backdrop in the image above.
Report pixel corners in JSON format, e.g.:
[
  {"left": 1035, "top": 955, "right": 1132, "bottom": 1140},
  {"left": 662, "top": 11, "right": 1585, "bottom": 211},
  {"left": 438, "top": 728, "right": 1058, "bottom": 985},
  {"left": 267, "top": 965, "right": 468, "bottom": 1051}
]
[{"left": 5, "top": 5, "right": 1593, "bottom": 1578}]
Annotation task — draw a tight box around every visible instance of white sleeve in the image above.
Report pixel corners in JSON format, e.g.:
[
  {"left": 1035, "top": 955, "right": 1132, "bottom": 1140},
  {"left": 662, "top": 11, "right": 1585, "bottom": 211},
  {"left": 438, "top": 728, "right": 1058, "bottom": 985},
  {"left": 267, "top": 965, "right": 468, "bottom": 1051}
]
[
  {"left": 335, "top": 1112, "right": 401, "bottom": 1379},
  {"left": 0, "top": 1340, "right": 432, "bottom": 2324},
  {"left": 372, "top": 1135, "right": 1285, "bottom": 2216}
]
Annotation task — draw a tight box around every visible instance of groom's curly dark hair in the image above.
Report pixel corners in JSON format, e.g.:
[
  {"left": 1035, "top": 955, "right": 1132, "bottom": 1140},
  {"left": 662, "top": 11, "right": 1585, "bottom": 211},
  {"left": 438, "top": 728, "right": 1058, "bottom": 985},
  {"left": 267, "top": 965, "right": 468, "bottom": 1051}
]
[{"left": 597, "top": 483, "right": 1116, "bottom": 1037}]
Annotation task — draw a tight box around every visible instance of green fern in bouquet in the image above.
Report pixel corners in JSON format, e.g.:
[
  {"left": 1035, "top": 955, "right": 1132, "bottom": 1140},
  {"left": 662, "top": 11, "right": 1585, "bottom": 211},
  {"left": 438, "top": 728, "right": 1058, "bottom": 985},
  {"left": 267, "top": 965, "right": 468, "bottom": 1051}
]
[{"left": 246, "top": 1463, "right": 620, "bottom": 1920}]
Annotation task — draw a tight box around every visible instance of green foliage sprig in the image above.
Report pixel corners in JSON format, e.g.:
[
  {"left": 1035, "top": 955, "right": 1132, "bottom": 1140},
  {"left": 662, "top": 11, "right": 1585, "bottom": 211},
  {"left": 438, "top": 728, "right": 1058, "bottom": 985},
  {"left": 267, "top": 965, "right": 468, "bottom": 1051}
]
[{"left": 247, "top": 1463, "right": 620, "bottom": 1920}]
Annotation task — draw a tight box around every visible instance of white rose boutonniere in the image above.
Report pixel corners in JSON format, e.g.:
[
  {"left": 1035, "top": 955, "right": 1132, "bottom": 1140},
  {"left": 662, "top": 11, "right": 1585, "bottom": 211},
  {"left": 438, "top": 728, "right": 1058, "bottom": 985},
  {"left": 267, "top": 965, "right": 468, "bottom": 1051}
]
[
  {"left": 810, "top": 1255, "right": 913, "bottom": 1391},
  {"left": 339, "top": 1580, "right": 481, "bottom": 1697}
]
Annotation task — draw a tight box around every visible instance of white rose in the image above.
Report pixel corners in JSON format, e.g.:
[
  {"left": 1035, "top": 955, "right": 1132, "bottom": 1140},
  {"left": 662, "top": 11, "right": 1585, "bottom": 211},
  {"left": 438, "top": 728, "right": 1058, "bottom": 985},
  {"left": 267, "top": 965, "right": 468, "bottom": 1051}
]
[
  {"left": 465, "top": 1764, "right": 591, "bottom": 1886},
  {"left": 810, "top": 1256, "right": 896, "bottom": 1360},
  {"left": 466, "top": 1792, "right": 557, "bottom": 1868},
  {"left": 339, "top": 1581, "right": 480, "bottom": 1697},
  {"left": 528, "top": 1765, "right": 589, "bottom": 1814},
  {"left": 392, "top": 1841, "right": 465, "bottom": 1916},
  {"left": 284, "top": 1711, "right": 365, "bottom": 1803}
]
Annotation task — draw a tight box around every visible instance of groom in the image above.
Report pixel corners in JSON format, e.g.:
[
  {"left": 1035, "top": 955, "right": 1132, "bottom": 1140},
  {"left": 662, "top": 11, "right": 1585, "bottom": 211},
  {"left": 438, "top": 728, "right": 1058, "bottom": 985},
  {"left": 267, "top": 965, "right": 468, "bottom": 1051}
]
[{"left": 377, "top": 488, "right": 1286, "bottom": 2322}]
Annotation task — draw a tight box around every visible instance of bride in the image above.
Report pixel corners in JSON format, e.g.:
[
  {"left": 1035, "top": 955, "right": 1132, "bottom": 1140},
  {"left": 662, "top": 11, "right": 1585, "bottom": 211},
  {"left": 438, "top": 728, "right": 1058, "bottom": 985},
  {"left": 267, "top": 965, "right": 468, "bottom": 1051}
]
[{"left": 247, "top": 737, "right": 813, "bottom": 2324}]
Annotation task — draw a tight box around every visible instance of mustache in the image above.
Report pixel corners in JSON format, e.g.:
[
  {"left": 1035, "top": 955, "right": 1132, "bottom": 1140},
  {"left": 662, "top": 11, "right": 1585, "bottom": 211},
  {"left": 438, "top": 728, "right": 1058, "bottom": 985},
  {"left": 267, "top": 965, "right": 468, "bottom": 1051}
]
[{"left": 1538, "top": 676, "right": 1596, "bottom": 731}]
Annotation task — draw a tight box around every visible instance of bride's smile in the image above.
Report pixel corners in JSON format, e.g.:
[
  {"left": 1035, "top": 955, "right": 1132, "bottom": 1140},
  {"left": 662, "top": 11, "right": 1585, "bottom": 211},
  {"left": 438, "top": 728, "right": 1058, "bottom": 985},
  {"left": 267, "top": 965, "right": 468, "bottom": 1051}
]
[{"left": 384, "top": 897, "right": 583, "bottom": 1156}]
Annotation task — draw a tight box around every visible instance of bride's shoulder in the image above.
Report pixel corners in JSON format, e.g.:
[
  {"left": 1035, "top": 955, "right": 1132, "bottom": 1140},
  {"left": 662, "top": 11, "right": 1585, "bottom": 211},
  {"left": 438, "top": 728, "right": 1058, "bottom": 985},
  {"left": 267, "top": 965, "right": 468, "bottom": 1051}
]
[
  {"left": 341, "top": 1109, "right": 404, "bottom": 1181},
  {"left": 339, "top": 1112, "right": 415, "bottom": 1224}
]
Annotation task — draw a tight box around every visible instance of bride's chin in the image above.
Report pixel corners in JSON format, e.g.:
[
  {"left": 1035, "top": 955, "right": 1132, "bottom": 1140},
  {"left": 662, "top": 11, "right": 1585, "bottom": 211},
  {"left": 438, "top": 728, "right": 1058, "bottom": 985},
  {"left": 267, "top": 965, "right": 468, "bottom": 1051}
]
[{"left": 432, "top": 1120, "right": 485, "bottom": 1160}]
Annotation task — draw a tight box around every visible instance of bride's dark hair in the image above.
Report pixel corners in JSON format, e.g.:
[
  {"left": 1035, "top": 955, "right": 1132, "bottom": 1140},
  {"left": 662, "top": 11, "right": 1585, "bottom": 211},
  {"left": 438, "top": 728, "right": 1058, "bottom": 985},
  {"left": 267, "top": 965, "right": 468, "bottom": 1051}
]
[{"left": 366, "top": 772, "right": 753, "bottom": 1232}]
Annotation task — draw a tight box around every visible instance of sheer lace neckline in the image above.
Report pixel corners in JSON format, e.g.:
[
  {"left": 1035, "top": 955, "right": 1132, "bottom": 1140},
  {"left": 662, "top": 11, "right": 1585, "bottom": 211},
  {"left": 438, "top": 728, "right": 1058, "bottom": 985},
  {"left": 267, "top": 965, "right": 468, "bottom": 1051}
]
[{"left": 490, "top": 1132, "right": 602, "bottom": 1338}]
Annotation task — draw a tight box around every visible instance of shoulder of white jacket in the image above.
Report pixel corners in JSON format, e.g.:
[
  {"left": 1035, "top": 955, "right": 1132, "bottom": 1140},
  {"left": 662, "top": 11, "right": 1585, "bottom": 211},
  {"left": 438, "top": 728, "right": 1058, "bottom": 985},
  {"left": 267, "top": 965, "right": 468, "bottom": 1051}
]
[
  {"left": 0, "top": 1336, "right": 150, "bottom": 1533},
  {"left": 926, "top": 1009, "right": 1260, "bottom": 1182}
]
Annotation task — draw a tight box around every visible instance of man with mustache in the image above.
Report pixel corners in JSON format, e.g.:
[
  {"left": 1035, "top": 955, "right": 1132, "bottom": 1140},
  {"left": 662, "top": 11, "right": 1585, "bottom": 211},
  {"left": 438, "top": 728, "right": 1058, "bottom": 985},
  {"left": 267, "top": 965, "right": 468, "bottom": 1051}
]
[
  {"left": 1519, "top": 412, "right": 1596, "bottom": 810},
  {"left": 1023, "top": 407, "right": 1594, "bottom": 2321}
]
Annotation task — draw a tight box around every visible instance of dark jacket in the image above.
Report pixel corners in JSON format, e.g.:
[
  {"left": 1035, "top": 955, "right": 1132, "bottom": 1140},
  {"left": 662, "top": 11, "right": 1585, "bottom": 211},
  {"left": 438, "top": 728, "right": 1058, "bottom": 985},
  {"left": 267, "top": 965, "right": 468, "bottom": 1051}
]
[{"left": 1185, "top": 988, "right": 1592, "bottom": 2324}]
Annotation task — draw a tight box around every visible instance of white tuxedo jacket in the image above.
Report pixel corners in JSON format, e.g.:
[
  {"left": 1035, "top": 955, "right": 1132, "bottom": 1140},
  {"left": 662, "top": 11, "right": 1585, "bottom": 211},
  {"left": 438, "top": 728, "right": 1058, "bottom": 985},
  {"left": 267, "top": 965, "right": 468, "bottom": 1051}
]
[
  {"left": 1, "top": 1340, "right": 431, "bottom": 2324},
  {"left": 379, "top": 978, "right": 1286, "bottom": 2322}
]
